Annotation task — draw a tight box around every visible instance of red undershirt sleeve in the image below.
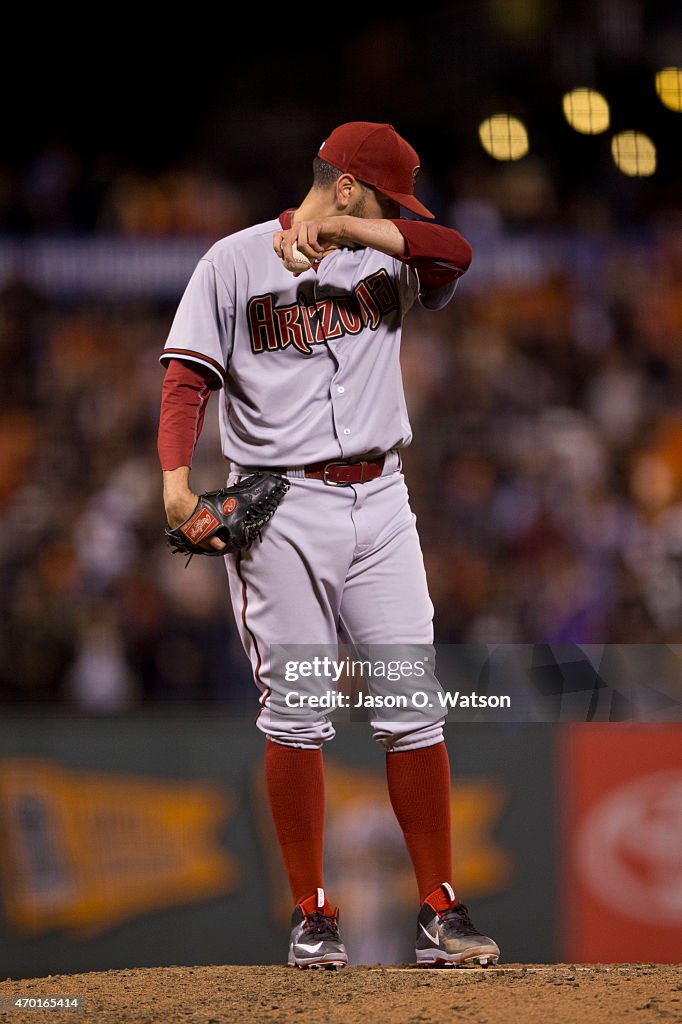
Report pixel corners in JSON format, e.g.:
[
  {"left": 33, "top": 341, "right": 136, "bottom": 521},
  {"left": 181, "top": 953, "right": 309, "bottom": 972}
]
[
  {"left": 157, "top": 359, "right": 216, "bottom": 471},
  {"left": 390, "top": 220, "right": 473, "bottom": 289}
]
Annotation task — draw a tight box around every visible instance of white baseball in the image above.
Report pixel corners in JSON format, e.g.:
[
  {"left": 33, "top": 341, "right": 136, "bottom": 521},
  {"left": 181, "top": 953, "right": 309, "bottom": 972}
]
[{"left": 282, "top": 242, "right": 313, "bottom": 274}]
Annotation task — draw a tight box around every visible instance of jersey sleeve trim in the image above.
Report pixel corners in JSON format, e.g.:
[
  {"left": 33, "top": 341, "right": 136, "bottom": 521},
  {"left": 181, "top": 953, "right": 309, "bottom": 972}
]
[
  {"left": 159, "top": 348, "right": 226, "bottom": 389},
  {"left": 389, "top": 219, "right": 472, "bottom": 288},
  {"left": 415, "top": 272, "right": 459, "bottom": 310}
]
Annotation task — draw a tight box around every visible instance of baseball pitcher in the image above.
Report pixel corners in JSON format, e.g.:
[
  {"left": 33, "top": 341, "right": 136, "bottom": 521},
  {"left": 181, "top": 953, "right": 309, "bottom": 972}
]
[{"left": 158, "top": 122, "right": 500, "bottom": 969}]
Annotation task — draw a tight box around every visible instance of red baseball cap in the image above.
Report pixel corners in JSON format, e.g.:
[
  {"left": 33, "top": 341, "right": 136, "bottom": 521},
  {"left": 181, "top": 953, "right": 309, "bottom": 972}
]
[{"left": 317, "top": 122, "right": 435, "bottom": 220}]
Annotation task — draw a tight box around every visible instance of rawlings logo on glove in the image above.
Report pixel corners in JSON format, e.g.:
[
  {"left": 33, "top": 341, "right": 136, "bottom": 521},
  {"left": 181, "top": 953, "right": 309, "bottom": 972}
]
[{"left": 165, "top": 472, "right": 290, "bottom": 562}]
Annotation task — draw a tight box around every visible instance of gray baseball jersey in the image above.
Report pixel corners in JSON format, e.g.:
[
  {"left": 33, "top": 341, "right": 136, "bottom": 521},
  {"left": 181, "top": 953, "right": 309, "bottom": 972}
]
[
  {"left": 160, "top": 215, "right": 457, "bottom": 467},
  {"left": 162, "top": 215, "right": 458, "bottom": 750}
]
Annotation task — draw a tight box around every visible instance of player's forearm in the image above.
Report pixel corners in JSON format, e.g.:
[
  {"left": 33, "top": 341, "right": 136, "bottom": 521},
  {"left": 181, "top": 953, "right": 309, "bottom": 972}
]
[
  {"left": 163, "top": 467, "right": 199, "bottom": 527},
  {"left": 329, "top": 216, "right": 406, "bottom": 257},
  {"left": 163, "top": 466, "right": 191, "bottom": 495}
]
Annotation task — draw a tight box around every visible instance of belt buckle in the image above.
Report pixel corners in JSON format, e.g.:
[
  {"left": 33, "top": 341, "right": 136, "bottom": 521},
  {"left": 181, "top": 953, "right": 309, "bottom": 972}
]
[{"left": 322, "top": 461, "right": 351, "bottom": 487}]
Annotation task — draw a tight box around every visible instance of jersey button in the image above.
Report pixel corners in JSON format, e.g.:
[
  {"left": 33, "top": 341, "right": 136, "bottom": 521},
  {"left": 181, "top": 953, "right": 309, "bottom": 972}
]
[
  {"left": 343, "top": 428, "right": 351, "bottom": 435},
  {"left": 337, "top": 386, "right": 345, "bottom": 394}
]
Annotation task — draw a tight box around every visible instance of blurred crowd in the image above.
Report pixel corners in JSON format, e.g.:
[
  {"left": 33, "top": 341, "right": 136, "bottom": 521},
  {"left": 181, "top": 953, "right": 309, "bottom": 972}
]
[
  {"left": 0, "top": 146, "right": 255, "bottom": 238},
  {"left": 1, "top": 149, "right": 682, "bottom": 711}
]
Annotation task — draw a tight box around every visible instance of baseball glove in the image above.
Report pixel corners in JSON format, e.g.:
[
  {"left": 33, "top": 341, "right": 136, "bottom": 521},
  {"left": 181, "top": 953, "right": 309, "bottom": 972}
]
[{"left": 165, "top": 472, "right": 290, "bottom": 562}]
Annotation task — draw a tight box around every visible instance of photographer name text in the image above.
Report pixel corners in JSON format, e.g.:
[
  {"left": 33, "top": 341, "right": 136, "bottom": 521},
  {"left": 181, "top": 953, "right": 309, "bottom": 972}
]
[{"left": 284, "top": 691, "right": 511, "bottom": 709}]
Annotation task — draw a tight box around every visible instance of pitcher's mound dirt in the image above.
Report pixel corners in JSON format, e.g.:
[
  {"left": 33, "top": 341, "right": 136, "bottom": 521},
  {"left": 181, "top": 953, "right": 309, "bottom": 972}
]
[{"left": 1, "top": 963, "right": 680, "bottom": 1024}]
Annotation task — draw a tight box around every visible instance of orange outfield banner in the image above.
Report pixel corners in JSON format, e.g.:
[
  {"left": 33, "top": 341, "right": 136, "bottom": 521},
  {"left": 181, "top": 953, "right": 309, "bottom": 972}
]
[
  {"left": 560, "top": 725, "right": 682, "bottom": 963},
  {"left": 0, "top": 759, "right": 237, "bottom": 937}
]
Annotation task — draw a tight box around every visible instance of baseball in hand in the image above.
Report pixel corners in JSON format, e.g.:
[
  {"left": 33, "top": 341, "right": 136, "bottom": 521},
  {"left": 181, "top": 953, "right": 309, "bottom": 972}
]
[
  {"left": 281, "top": 243, "right": 338, "bottom": 275},
  {"left": 283, "top": 242, "right": 313, "bottom": 273}
]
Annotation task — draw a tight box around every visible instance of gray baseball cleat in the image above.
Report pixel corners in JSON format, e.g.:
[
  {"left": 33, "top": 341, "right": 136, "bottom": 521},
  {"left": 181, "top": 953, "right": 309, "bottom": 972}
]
[
  {"left": 287, "top": 890, "right": 348, "bottom": 969},
  {"left": 415, "top": 884, "right": 500, "bottom": 967}
]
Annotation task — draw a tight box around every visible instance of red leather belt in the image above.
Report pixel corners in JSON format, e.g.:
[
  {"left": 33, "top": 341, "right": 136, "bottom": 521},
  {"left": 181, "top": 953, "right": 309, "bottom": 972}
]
[
  {"left": 258, "top": 456, "right": 385, "bottom": 486},
  {"left": 304, "top": 456, "right": 385, "bottom": 486}
]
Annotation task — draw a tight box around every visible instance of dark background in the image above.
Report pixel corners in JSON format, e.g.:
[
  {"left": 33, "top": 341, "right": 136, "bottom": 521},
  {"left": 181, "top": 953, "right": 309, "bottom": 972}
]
[
  {"left": 3, "top": 2, "right": 681, "bottom": 229},
  {"left": 1, "top": 0, "right": 682, "bottom": 706}
]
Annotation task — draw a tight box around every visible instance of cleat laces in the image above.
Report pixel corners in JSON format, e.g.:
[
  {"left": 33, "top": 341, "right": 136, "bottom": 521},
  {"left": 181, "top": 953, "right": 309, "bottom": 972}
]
[
  {"left": 439, "top": 903, "right": 480, "bottom": 936},
  {"left": 302, "top": 912, "right": 340, "bottom": 942}
]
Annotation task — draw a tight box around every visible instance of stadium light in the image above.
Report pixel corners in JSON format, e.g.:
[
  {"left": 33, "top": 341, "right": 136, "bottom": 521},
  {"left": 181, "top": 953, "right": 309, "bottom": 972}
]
[
  {"left": 611, "top": 131, "right": 656, "bottom": 177},
  {"left": 478, "top": 115, "right": 529, "bottom": 161},
  {"left": 655, "top": 68, "right": 682, "bottom": 112},
  {"left": 562, "top": 88, "right": 610, "bottom": 134}
]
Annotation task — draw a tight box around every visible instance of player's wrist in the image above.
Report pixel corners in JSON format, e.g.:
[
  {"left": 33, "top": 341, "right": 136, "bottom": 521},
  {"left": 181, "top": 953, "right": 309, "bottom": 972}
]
[
  {"left": 162, "top": 468, "right": 198, "bottom": 526},
  {"left": 331, "top": 215, "right": 351, "bottom": 245},
  {"left": 164, "top": 494, "right": 199, "bottom": 529},
  {"left": 315, "top": 216, "right": 349, "bottom": 248},
  {"left": 163, "top": 466, "right": 191, "bottom": 490}
]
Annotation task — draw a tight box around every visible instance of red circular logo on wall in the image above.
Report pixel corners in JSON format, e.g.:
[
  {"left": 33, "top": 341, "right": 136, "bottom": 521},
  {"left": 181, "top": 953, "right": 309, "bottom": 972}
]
[
  {"left": 576, "top": 769, "right": 682, "bottom": 924},
  {"left": 222, "top": 498, "right": 237, "bottom": 515}
]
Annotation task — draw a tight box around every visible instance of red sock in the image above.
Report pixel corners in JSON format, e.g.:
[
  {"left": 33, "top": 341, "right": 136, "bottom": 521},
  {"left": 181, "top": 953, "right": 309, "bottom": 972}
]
[
  {"left": 299, "top": 889, "right": 335, "bottom": 917},
  {"left": 264, "top": 740, "right": 327, "bottom": 908},
  {"left": 424, "top": 881, "right": 459, "bottom": 913},
  {"left": 385, "top": 741, "right": 454, "bottom": 904}
]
